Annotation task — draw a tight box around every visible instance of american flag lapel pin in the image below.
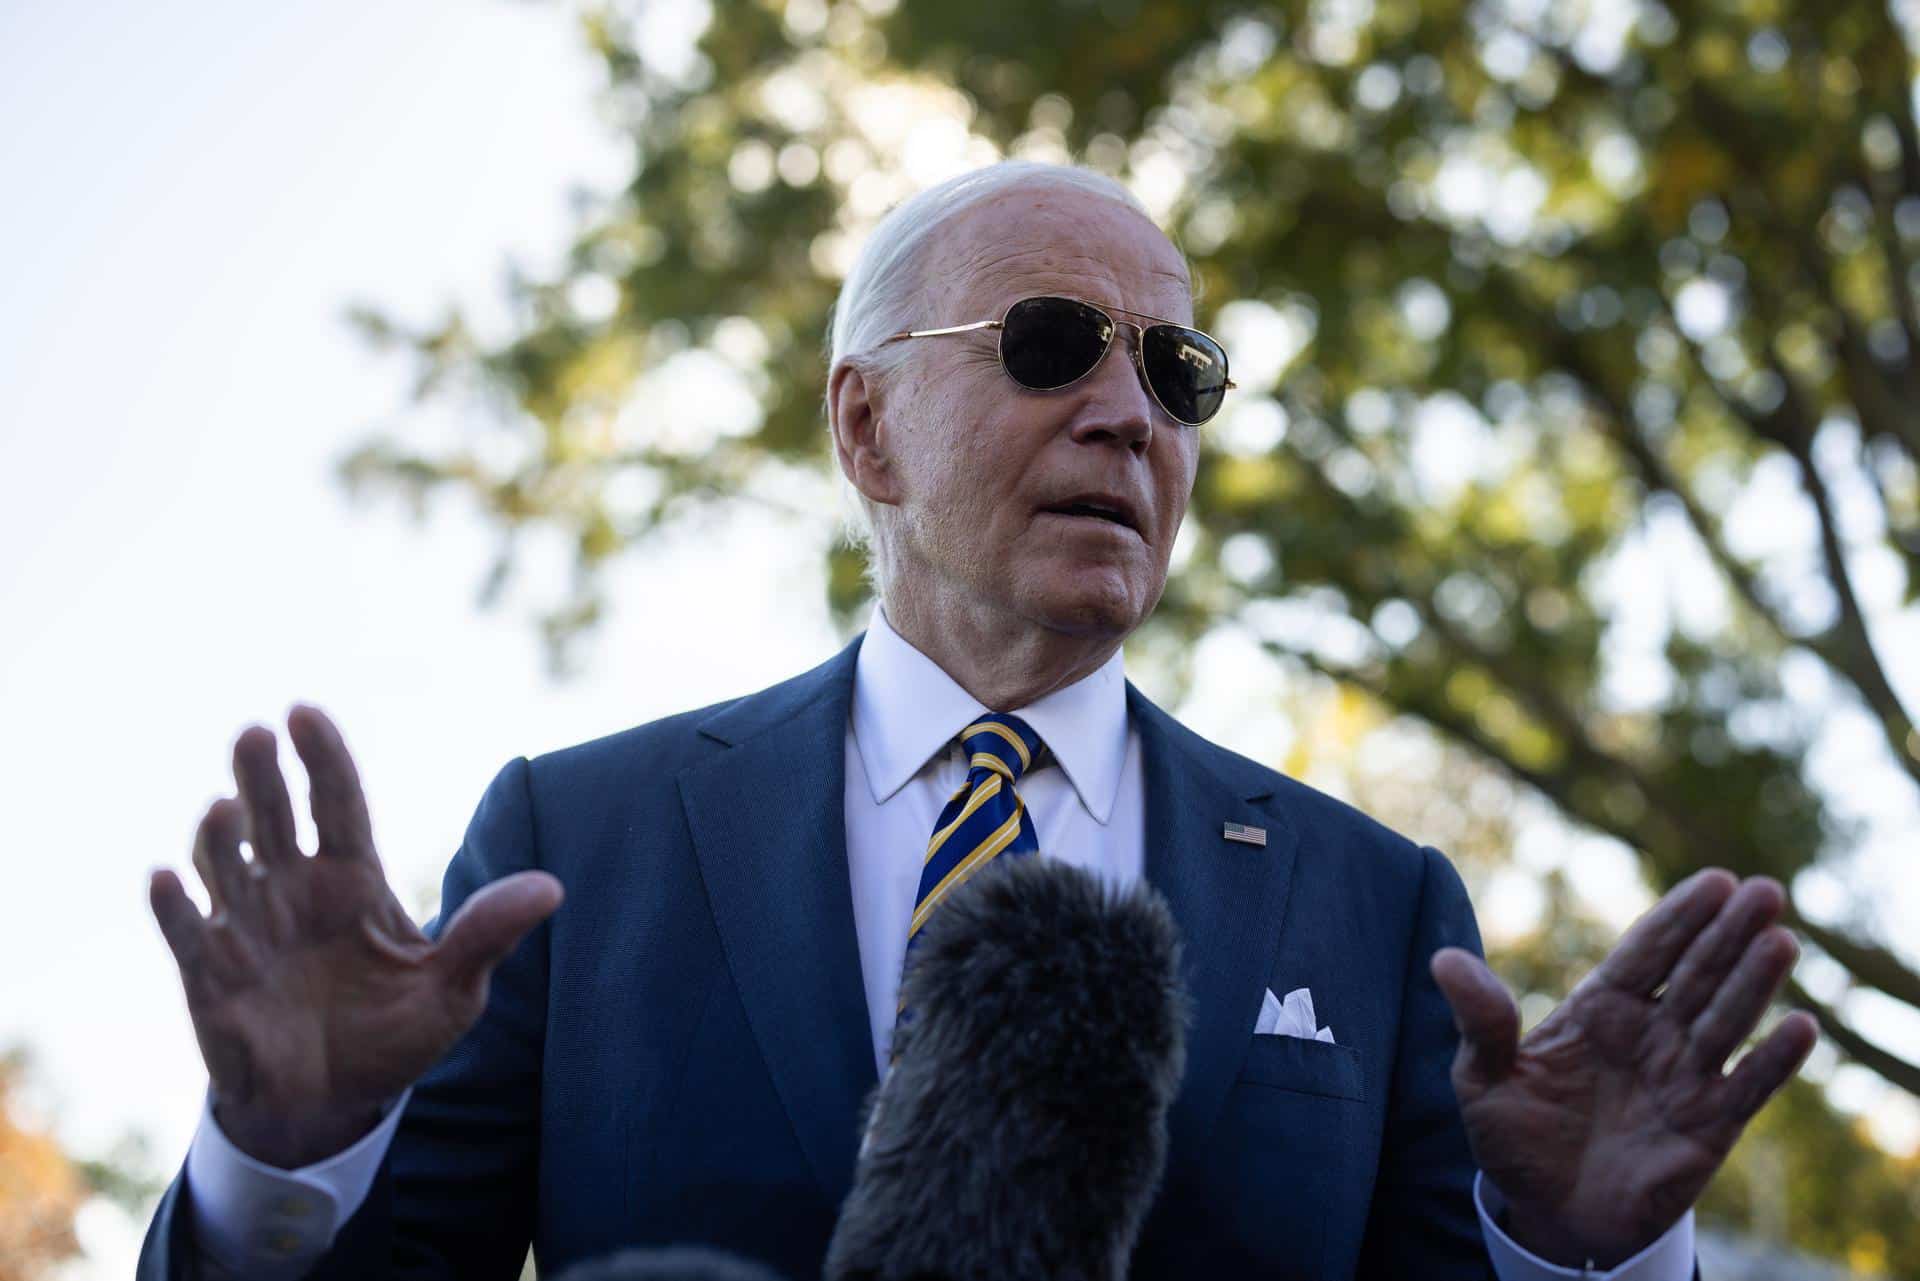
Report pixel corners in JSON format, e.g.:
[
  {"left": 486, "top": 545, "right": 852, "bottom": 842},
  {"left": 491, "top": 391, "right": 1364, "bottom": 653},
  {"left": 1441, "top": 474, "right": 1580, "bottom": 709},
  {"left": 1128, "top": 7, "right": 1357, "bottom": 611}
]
[{"left": 1223, "top": 821, "right": 1267, "bottom": 847}]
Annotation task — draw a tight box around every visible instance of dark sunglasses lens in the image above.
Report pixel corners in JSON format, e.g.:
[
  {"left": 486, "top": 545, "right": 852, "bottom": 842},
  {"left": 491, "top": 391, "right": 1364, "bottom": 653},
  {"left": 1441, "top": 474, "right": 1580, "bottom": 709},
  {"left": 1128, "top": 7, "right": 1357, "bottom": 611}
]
[
  {"left": 1142, "top": 324, "right": 1230, "bottom": 425},
  {"left": 1000, "top": 297, "right": 1113, "bottom": 390}
]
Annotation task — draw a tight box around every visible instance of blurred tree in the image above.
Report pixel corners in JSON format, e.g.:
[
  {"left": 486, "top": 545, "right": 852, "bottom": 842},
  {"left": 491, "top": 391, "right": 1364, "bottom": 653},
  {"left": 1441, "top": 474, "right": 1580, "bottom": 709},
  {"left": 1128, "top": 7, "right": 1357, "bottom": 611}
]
[
  {"left": 0, "top": 1050, "right": 85, "bottom": 1281},
  {"left": 1695, "top": 1073, "right": 1920, "bottom": 1277},
  {"left": 0, "top": 1046, "right": 164, "bottom": 1280},
  {"left": 1332, "top": 691, "right": 1920, "bottom": 1274},
  {"left": 339, "top": 0, "right": 1920, "bottom": 1262}
]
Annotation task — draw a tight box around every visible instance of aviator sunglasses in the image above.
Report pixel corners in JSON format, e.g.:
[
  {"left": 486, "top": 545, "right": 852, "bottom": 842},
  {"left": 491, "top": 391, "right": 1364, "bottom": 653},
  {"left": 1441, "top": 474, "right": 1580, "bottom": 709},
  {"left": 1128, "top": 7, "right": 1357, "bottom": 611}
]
[{"left": 883, "top": 294, "right": 1236, "bottom": 427}]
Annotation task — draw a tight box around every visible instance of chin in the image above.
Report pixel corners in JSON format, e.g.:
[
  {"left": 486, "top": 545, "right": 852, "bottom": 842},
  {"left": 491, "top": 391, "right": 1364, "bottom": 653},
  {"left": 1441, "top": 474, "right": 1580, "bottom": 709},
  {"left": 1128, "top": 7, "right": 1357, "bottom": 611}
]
[{"left": 1016, "top": 576, "right": 1150, "bottom": 638}]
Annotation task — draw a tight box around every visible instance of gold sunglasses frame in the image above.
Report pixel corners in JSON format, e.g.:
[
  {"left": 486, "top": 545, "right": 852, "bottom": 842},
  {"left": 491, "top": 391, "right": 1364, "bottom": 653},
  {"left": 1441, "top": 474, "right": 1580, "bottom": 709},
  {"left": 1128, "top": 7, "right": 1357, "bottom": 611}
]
[{"left": 881, "top": 294, "right": 1237, "bottom": 427}]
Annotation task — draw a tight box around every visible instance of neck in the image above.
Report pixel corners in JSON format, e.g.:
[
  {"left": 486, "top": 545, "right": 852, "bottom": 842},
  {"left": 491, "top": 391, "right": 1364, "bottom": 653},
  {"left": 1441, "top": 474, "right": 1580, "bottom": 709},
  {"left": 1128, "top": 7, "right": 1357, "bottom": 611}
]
[{"left": 880, "top": 587, "right": 1124, "bottom": 712}]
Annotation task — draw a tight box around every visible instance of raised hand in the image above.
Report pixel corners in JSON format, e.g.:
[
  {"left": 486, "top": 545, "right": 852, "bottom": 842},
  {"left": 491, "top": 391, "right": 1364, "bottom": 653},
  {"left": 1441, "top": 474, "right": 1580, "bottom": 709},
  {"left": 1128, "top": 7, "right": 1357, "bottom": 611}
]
[
  {"left": 148, "top": 705, "right": 563, "bottom": 1168},
  {"left": 1429, "top": 868, "right": 1818, "bottom": 1269}
]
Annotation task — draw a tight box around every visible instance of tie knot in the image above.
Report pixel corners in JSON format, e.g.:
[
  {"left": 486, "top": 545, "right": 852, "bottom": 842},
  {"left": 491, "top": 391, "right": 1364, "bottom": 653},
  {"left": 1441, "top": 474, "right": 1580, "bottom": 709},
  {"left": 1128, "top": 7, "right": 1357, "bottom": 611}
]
[{"left": 958, "top": 713, "right": 1042, "bottom": 784}]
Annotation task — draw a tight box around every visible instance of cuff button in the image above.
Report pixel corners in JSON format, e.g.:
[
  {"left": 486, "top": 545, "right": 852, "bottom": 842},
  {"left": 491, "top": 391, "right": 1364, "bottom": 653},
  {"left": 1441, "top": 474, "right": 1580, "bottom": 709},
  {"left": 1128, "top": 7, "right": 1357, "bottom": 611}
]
[{"left": 264, "top": 1229, "right": 303, "bottom": 1255}]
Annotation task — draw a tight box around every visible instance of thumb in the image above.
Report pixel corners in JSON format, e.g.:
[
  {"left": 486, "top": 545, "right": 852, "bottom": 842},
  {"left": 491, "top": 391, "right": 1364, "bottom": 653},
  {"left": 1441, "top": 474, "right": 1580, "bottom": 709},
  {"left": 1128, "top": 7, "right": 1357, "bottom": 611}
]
[
  {"left": 1429, "top": 947, "right": 1519, "bottom": 1086},
  {"left": 433, "top": 871, "right": 565, "bottom": 989}
]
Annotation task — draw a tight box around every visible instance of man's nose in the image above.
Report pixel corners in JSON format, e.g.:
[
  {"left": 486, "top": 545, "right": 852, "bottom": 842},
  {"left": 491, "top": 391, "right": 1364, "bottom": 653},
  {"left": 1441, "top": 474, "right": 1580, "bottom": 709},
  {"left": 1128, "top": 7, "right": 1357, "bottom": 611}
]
[{"left": 1065, "top": 333, "right": 1156, "bottom": 454}]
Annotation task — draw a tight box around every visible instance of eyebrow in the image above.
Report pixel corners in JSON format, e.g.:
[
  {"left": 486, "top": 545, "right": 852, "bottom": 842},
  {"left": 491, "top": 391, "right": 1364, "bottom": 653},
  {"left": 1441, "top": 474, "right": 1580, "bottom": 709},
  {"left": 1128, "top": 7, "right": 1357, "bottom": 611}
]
[{"left": 1009, "top": 287, "right": 1192, "bottom": 327}]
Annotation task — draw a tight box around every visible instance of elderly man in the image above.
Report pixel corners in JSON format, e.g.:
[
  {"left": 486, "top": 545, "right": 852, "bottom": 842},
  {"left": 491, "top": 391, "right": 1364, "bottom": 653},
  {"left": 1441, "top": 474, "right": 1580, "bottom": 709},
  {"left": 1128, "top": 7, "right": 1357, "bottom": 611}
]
[{"left": 139, "top": 161, "right": 1815, "bottom": 1280}]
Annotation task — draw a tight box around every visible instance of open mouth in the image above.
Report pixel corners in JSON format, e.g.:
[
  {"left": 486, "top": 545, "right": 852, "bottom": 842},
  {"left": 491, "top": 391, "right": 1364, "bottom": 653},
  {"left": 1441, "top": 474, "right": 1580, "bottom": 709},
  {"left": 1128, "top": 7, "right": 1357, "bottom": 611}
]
[{"left": 1040, "top": 497, "right": 1141, "bottom": 535}]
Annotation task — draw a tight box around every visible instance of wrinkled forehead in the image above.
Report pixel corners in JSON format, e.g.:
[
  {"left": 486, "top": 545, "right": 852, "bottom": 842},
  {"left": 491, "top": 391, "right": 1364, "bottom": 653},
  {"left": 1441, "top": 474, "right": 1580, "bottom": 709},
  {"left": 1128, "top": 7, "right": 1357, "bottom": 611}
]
[{"left": 923, "top": 185, "right": 1193, "bottom": 326}]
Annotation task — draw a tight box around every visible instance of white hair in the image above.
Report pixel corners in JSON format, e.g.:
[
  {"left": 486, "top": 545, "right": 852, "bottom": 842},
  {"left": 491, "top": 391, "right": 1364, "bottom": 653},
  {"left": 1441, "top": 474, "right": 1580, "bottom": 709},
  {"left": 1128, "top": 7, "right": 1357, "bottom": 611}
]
[{"left": 824, "top": 161, "right": 1156, "bottom": 561}]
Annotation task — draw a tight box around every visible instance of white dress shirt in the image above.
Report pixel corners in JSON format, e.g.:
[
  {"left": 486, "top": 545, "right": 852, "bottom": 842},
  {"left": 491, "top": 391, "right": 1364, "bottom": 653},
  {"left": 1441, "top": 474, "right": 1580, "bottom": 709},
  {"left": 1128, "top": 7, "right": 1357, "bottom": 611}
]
[{"left": 185, "top": 607, "right": 1692, "bottom": 1280}]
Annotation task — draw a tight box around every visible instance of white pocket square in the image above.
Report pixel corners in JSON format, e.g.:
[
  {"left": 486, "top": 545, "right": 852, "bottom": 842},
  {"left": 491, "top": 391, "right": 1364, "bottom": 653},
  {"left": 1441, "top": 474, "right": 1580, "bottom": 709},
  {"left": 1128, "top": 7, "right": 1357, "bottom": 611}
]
[{"left": 1255, "top": 986, "right": 1335, "bottom": 1043}]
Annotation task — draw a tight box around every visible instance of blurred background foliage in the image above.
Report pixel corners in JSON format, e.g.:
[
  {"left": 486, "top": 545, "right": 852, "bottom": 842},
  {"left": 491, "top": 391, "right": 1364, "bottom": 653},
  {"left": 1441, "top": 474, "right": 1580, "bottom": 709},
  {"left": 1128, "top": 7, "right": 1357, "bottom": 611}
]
[
  {"left": 0, "top": 1053, "right": 82, "bottom": 1281},
  {"left": 0, "top": 1048, "right": 160, "bottom": 1280},
  {"left": 336, "top": 0, "right": 1920, "bottom": 1272}
]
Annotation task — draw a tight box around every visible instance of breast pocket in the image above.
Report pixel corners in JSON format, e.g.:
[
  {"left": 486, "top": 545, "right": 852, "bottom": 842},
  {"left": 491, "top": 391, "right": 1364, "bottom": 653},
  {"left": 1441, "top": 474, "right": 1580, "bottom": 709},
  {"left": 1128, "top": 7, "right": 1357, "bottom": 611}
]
[
  {"left": 1237, "top": 1033, "right": 1366, "bottom": 1102},
  {"left": 1206, "top": 1034, "right": 1372, "bottom": 1272}
]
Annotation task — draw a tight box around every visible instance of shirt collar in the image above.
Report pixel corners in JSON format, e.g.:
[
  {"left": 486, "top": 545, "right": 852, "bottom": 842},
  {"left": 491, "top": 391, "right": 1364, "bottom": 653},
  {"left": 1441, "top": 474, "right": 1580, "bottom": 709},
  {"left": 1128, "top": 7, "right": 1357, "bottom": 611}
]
[{"left": 851, "top": 606, "right": 1129, "bottom": 824}]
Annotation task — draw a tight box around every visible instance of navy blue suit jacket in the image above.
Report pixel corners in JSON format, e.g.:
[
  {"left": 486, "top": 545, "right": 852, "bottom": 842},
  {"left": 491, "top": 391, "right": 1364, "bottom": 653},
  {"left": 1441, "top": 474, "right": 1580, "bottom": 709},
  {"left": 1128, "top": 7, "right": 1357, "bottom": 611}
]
[{"left": 140, "top": 636, "right": 1560, "bottom": 1278}]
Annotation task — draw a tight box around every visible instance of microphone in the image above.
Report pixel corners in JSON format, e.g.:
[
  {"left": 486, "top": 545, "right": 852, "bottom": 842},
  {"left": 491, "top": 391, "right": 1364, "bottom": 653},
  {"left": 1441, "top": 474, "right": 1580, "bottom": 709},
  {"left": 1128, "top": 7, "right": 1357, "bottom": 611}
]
[
  {"left": 824, "top": 856, "right": 1189, "bottom": 1281},
  {"left": 549, "top": 1246, "right": 790, "bottom": 1281}
]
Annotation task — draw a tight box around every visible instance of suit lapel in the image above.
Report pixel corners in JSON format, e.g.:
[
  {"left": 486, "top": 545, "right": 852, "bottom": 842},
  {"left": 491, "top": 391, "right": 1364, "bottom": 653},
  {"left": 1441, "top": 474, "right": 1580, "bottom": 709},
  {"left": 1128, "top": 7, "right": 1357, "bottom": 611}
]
[
  {"left": 1130, "top": 684, "right": 1298, "bottom": 1184},
  {"left": 677, "top": 638, "right": 877, "bottom": 1207},
  {"left": 672, "top": 654, "right": 1297, "bottom": 1205}
]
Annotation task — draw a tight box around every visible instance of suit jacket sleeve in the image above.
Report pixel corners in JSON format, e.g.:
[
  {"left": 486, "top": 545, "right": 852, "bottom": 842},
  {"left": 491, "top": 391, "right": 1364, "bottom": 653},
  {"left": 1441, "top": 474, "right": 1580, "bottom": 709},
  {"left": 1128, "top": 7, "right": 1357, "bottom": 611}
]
[
  {"left": 137, "top": 755, "right": 552, "bottom": 1281},
  {"left": 1354, "top": 844, "right": 1498, "bottom": 1280}
]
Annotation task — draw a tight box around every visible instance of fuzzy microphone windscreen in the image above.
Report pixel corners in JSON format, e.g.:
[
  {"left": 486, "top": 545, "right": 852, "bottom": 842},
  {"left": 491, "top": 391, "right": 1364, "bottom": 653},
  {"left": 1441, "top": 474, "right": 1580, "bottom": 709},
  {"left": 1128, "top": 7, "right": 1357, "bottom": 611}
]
[
  {"left": 548, "top": 1246, "right": 791, "bottom": 1281},
  {"left": 824, "top": 856, "right": 1189, "bottom": 1281}
]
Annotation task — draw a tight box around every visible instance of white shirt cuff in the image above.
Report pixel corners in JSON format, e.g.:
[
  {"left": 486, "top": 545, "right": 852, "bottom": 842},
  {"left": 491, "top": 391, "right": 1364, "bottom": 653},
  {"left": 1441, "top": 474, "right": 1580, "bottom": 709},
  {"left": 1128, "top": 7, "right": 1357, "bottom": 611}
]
[
  {"left": 184, "top": 1087, "right": 411, "bottom": 1281},
  {"left": 1476, "top": 1171, "right": 1694, "bottom": 1281}
]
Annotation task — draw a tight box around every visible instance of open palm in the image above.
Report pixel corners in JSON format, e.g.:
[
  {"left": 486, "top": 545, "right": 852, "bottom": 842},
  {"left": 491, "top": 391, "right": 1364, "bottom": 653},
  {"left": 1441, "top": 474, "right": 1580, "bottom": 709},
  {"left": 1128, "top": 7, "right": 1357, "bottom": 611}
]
[
  {"left": 1430, "top": 870, "right": 1818, "bottom": 1268},
  {"left": 149, "top": 705, "right": 562, "bottom": 1168}
]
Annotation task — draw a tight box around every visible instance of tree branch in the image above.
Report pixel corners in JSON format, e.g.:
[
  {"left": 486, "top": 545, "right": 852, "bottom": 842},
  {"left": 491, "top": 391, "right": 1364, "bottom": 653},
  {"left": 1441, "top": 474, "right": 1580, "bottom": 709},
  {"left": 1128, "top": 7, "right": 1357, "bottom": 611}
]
[
  {"left": 1681, "top": 76, "right": 1920, "bottom": 464},
  {"left": 1279, "top": 640, "right": 1920, "bottom": 1079},
  {"left": 1542, "top": 327, "right": 1801, "bottom": 650},
  {"left": 1793, "top": 240, "right": 1920, "bottom": 464},
  {"left": 1281, "top": 439, "right": 1775, "bottom": 873},
  {"left": 1759, "top": 353, "right": 1920, "bottom": 789},
  {"left": 1647, "top": 285, "right": 1920, "bottom": 791},
  {"left": 1277, "top": 642, "right": 1700, "bottom": 885},
  {"left": 1786, "top": 910, "right": 1920, "bottom": 1014},
  {"left": 1860, "top": 155, "right": 1920, "bottom": 386},
  {"left": 1782, "top": 976, "right": 1920, "bottom": 1098}
]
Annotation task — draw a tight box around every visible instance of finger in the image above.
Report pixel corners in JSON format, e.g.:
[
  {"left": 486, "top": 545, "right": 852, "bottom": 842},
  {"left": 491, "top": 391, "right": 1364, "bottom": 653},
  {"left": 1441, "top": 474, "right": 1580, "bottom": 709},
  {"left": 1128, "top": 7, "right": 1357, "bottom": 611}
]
[
  {"left": 431, "top": 872, "right": 565, "bottom": 990},
  {"left": 287, "top": 704, "right": 378, "bottom": 861},
  {"left": 233, "top": 726, "right": 304, "bottom": 867},
  {"left": 197, "top": 917, "right": 247, "bottom": 986},
  {"left": 1661, "top": 878, "right": 1786, "bottom": 1025},
  {"left": 150, "top": 868, "right": 207, "bottom": 970},
  {"left": 1430, "top": 947, "right": 1519, "bottom": 1086},
  {"left": 1687, "top": 926, "right": 1799, "bottom": 1071},
  {"left": 1717, "top": 1011, "right": 1819, "bottom": 1137},
  {"left": 191, "top": 798, "right": 252, "bottom": 915},
  {"left": 1587, "top": 868, "right": 1738, "bottom": 997}
]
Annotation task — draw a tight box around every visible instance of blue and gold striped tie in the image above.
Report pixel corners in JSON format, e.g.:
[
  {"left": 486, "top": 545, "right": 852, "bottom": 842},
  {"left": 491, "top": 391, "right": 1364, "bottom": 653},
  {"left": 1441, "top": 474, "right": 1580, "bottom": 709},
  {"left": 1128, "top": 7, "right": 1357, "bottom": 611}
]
[
  {"left": 893, "top": 714, "right": 1044, "bottom": 1043},
  {"left": 908, "top": 713, "right": 1045, "bottom": 950}
]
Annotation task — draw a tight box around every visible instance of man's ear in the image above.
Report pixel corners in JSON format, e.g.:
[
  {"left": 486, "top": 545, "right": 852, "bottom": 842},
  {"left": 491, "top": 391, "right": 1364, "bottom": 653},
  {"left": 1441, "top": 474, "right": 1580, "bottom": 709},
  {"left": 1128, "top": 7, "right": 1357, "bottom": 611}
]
[{"left": 827, "top": 358, "right": 904, "bottom": 507}]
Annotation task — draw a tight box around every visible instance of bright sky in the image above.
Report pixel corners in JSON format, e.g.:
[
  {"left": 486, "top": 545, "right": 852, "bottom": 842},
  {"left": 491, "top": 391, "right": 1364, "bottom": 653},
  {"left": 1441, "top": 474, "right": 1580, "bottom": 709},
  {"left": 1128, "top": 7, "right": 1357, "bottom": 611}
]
[
  {"left": 0, "top": 3, "right": 841, "bottom": 1273},
  {"left": 2, "top": 3, "right": 1918, "bottom": 1277}
]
